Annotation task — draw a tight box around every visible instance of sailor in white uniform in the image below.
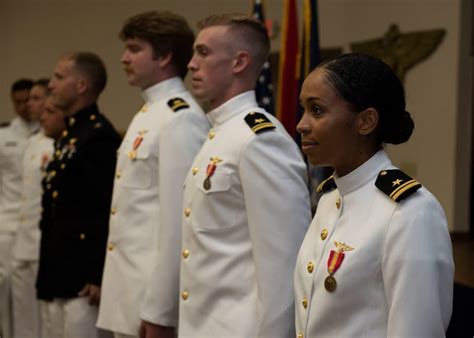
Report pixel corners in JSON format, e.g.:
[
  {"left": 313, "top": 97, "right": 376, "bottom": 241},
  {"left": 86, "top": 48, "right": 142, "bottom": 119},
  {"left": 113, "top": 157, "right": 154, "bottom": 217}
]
[
  {"left": 11, "top": 80, "right": 53, "bottom": 338},
  {"left": 140, "top": 14, "right": 311, "bottom": 338},
  {"left": 295, "top": 53, "right": 453, "bottom": 338},
  {"left": 97, "top": 12, "right": 209, "bottom": 338}
]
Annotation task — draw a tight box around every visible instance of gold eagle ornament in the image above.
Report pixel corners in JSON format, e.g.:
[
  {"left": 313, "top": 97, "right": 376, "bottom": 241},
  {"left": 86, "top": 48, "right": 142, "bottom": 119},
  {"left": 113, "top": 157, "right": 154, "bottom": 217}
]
[{"left": 350, "top": 24, "right": 446, "bottom": 82}]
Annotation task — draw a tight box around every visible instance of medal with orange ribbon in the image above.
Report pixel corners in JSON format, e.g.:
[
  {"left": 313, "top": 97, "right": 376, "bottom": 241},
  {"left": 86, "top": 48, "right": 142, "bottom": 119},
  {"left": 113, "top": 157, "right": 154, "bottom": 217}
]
[
  {"left": 203, "top": 157, "right": 222, "bottom": 190},
  {"left": 128, "top": 130, "right": 147, "bottom": 160},
  {"left": 41, "top": 152, "right": 50, "bottom": 172},
  {"left": 324, "top": 241, "right": 354, "bottom": 292}
]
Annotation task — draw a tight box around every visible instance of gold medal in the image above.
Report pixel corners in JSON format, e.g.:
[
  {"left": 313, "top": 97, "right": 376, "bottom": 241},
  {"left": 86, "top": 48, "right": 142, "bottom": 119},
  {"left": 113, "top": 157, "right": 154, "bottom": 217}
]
[
  {"left": 324, "top": 241, "right": 355, "bottom": 293},
  {"left": 128, "top": 130, "right": 147, "bottom": 160},
  {"left": 203, "top": 157, "right": 222, "bottom": 190},
  {"left": 203, "top": 177, "right": 211, "bottom": 190},
  {"left": 324, "top": 275, "right": 337, "bottom": 292},
  {"left": 128, "top": 150, "right": 137, "bottom": 160}
]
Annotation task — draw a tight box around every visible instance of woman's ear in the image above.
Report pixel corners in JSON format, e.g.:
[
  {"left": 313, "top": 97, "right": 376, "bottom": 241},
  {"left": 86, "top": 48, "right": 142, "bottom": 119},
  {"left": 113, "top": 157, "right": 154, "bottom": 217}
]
[{"left": 357, "top": 108, "right": 379, "bottom": 136}]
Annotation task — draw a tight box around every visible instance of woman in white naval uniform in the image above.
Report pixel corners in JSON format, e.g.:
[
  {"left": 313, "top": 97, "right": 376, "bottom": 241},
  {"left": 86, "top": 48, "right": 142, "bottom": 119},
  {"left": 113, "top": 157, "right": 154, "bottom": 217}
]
[{"left": 294, "top": 53, "right": 453, "bottom": 338}]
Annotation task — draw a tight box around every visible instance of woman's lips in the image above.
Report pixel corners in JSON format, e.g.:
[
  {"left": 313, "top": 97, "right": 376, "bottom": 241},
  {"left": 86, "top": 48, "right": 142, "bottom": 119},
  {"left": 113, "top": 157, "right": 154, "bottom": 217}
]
[{"left": 301, "top": 141, "right": 318, "bottom": 154}]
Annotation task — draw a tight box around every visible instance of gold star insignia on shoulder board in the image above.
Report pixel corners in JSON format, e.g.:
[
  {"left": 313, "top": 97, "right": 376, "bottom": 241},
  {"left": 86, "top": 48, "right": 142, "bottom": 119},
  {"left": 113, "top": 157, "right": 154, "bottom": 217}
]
[
  {"left": 244, "top": 112, "right": 275, "bottom": 134},
  {"left": 167, "top": 97, "right": 189, "bottom": 112},
  {"left": 392, "top": 178, "right": 403, "bottom": 186},
  {"left": 375, "top": 169, "right": 421, "bottom": 202}
]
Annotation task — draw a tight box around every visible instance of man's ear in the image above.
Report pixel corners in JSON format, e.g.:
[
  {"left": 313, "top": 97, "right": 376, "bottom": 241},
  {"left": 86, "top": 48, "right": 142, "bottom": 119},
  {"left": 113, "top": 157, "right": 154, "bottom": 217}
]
[
  {"left": 232, "top": 51, "right": 251, "bottom": 74},
  {"left": 158, "top": 52, "right": 173, "bottom": 68},
  {"left": 76, "top": 76, "right": 88, "bottom": 95},
  {"left": 357, "top": 107, "right": 379, "bottom": 136}
]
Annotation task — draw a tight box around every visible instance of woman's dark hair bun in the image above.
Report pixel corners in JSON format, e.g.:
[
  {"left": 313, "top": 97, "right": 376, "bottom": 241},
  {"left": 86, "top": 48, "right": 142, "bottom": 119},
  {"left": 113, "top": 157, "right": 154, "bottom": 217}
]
[
  {"left": 381, "top": 110, "right": 414, "bottom": 145},
  {"left": 318, "top": 53, "right": 415, "bottom": 145}
]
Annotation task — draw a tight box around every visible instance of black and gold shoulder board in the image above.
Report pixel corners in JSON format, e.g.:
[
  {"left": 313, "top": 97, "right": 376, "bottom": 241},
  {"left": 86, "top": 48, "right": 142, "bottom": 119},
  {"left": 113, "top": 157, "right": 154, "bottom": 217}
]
[
  {"left": 375, "top": 169, "right": 422, "bottom": 202},
  {"left": 244, "top": 112, "right": 275, "bottom": 134},
  {"left": 167, "top": 97, "right": 189, "bottom": 112},
  {"left": 316, "top": 174, "right": 336, "bottom": 193}
]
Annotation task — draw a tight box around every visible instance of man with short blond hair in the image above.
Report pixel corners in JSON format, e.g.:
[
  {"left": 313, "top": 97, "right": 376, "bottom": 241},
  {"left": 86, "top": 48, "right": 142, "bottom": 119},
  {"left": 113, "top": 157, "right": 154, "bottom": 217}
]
[{"left": 140, "top": 13, "right": 311, "bottom": 338}]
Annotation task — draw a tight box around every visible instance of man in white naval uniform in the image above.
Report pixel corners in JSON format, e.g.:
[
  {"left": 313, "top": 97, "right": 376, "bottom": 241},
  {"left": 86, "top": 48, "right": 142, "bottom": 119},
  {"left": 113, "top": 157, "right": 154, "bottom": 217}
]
[
  {"left": 97, "top": 11, "right": 209, "bottom": 338},
  {"left": 11, "top": 79, "right": 54, "bottom": 338},
  {"left": 140, "top": 14, "right": 311, "bottom": 338},
  {"left": 0, "top": 78, "right": 37, "bottom": 338}
]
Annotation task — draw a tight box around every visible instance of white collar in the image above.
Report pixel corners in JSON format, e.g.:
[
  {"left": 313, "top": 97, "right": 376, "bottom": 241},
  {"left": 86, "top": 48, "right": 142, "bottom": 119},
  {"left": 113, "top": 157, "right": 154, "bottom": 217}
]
[
  {"left": 207, "top": 91, "right": 258, "bottom": 127},
  {"left": 334, "top": 149, "right": 391, "bottom": 196},
  {"left": 141, "top": 77, "right": 186, "bottom": 104}
]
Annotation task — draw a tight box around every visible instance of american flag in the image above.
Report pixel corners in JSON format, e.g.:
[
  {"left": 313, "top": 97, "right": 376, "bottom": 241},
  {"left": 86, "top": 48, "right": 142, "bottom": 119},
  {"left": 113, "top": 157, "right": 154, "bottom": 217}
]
[{"left": 252, "top": 0, "right": 275, "bottom": 115}]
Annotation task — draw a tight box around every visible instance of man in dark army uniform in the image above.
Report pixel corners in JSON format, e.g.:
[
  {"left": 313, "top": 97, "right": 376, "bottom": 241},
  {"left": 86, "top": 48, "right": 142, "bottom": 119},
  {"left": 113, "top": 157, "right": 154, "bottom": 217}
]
[{"left": 36, "top": 52, "right": 121, "bottom": 338}]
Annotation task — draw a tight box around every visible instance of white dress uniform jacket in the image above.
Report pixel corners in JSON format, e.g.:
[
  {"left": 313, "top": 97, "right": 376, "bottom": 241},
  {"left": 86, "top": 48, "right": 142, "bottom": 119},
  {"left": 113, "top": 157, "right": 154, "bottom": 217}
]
[
  {"left": 174, "top": 91, "right": 311, "bottom": 338},
  {"left": 0, "top": 117, "right": 40, "bottom": 234},
  {"left": 294, "top": 150, "right": 454, "bottom": 338},
  {"left": 0, "top": 117, "right": 39, "bottom": 338},
  {"left": 97, "top": 77, "right": 210, "bottom": 336},
  {"left": 11, "top": 131, "right": 53, "bottom": 338},
  {"left": 12, "top": 131, "right": 53, "bottom": 261}
]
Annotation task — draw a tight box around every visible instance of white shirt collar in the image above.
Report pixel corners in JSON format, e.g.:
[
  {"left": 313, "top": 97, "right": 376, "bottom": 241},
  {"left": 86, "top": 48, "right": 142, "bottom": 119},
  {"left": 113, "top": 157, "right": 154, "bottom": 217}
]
[
  {"left": 141, "top": 77, "right": 186, "bottom": 104},
  {"left": 207, "top": 91, "right": 258, "bottom": 127},
  {"left": 11, "top": 117, "right": 39, "bottom": 137},
  {"left": 334, "top": 149, "right": 391, "bottom": 196}
]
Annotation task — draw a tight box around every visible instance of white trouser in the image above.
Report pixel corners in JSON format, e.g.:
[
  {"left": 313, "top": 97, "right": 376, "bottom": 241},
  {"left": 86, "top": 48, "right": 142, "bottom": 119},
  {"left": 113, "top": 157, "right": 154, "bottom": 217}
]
[
  {"left": 48, "top": 296, "right": 111, "bottom": 338},
  {"left": 11, "top": 259, "right": 41, "bottom": 338},
  {"left": 0, "top": 233, "right": 14, "bottom": 338},
  {"left": 40, "top": 300, "right": 53, "bottom": 338}
]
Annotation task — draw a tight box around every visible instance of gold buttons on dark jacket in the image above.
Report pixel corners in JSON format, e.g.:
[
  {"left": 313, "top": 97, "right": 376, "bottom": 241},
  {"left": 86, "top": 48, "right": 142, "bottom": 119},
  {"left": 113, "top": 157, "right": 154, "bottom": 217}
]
[{"left": 79, "top": 233, "right": 86, "bottom": 240}]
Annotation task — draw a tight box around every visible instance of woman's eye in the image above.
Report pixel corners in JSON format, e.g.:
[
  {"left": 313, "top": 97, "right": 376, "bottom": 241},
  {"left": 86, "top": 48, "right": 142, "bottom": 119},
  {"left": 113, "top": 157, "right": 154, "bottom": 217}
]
[{"left": 311, "top": 106, "right": 323, "bottom": 115}]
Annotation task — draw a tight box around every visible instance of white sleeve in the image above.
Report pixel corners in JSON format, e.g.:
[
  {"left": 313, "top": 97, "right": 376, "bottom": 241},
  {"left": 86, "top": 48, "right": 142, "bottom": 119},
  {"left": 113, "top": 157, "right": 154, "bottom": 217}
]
[
  {"left": 382, "top": 190, "right": 454, "bottom": 337},
  {"left": 239, "top": 131, "right": 311, "bottom": 338},
  {"left": 140, "top": 112, "right": 208, "bottom": 326}
]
